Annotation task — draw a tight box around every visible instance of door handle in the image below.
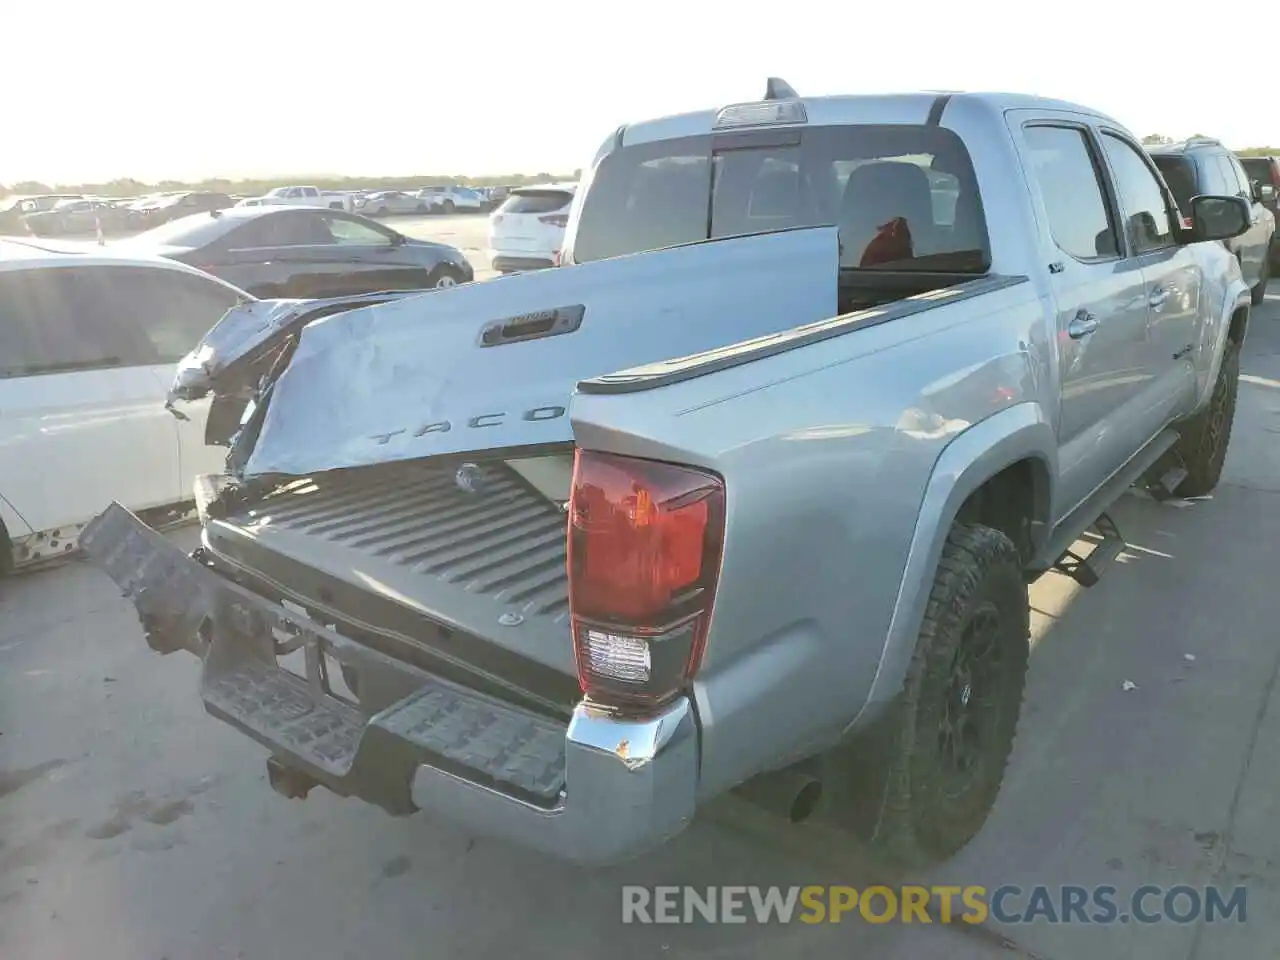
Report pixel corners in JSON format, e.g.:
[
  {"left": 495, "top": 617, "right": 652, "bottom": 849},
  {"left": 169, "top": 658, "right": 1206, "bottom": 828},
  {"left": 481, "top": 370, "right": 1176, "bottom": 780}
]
[
  {"left": 1067, "top": 310, "right": 1099, "bottom": 339},
  {"left": 1149, "top": 286, "right": 1171, "bottom": 308}
]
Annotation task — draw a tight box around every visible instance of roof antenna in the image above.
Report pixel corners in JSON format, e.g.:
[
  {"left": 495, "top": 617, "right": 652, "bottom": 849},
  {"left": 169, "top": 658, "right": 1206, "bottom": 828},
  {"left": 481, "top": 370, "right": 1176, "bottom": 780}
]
[{"left": 764, "top": 77, "right": 799, "bottom": 100}]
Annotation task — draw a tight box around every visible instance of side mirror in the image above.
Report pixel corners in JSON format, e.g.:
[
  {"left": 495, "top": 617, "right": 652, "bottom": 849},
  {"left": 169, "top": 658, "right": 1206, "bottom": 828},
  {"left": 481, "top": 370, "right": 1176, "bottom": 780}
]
[
  {"left": 1251, "top": 180, "right": 1264, "bottom": 203},
  {"left": 1189, "top": 195, "right": 1251, "bottom": 242},
  {"left": 1261, "top": 183, "right": 1276, "bottom": 203}
]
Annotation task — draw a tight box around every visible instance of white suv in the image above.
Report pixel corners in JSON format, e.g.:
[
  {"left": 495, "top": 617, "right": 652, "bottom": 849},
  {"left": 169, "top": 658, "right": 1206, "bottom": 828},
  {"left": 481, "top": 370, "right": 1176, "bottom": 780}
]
[
  {"left": 486, "top": 182, "right": 577, "bottom": 272},
  {"left": 0, "top": 239, "right": 253, "bottom": 572}
]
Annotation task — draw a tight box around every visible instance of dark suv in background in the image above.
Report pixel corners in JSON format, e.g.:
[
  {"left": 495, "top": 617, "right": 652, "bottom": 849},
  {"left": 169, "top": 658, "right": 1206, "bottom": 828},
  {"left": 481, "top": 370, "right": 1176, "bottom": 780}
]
[
  {"left": 1149, "top": 137, "right": 1276, "bottom": 302},
  {"left": 1238, "top": 155, "right": 1280, "bottom": 265}
]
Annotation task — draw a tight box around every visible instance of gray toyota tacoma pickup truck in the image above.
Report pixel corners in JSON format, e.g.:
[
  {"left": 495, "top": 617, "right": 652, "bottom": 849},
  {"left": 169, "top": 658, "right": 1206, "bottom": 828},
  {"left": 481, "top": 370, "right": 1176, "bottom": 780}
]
[{"left": 83, "top": 83, "right": 1255, "bottom": 867}]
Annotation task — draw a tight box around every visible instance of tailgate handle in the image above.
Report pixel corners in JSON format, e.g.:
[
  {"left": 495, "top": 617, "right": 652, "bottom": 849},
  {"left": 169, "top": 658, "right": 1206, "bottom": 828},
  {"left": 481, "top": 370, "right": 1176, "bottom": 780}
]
[{"left": 478, "top": 304, "right": 585, "bottom": 347}]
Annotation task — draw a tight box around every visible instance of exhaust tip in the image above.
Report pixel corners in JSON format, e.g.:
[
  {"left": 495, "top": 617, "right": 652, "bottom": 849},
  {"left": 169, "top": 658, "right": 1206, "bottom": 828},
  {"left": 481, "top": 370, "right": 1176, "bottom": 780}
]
[
  {"left": 735, "top": 767, "right": 824, "bottom": 824},
  {"left": 789, "top": 779, "right": 823, "bottom": 823}
]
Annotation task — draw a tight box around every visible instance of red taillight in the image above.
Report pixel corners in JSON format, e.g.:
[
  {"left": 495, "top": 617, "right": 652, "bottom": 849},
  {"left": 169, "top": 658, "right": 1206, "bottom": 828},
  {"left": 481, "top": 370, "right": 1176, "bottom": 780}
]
[
  {"left": 567, "top": 450, "right": 725, "bottom": 711},
  {"left": 552, "top": 249, "right": 562, "bottom": 267},
  {"left": 539, "top": 214, "right": 568, "bottom": 227},
  {"left": 1181, "top": 215, "right": 1194, "bottom": 230}
]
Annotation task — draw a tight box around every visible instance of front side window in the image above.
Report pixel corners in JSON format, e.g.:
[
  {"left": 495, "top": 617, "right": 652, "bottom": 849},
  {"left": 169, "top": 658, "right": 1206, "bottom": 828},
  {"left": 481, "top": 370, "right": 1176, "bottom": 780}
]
[
  {"left": 1023, "top": 125, "right": 1118, "bottom": 261},
  {"left": 570, "top": 123, "right": 989, "bottom": 272},
  {"left": 1100, "top": 133, "right": 1175, "bottom": 253}
]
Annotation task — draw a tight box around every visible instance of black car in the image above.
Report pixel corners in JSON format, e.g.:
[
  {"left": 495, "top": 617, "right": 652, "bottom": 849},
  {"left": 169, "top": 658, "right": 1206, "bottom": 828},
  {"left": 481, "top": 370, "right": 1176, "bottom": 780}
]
[
  {"left": 1149, "top": 138, "right": 1276, "bottom": 302},
  {"left": 115, "top": 205, "right": 474, "bottom": 298},
  {"left": 130, "top": 191, "right": 235, "bottom": 230}
]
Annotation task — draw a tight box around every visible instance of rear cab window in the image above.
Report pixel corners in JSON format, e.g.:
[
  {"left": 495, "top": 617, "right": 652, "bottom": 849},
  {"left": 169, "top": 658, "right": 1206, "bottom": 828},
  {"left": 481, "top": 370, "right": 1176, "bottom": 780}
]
[
  {"left": 1150, "top": 154, "right": 1198, "bottom": 211},
  {"left": 567, "top": 124, "right": 990, "bottom": 274},
  {"left": 498, "top": 190, "right": 574, "bottom": 215}
]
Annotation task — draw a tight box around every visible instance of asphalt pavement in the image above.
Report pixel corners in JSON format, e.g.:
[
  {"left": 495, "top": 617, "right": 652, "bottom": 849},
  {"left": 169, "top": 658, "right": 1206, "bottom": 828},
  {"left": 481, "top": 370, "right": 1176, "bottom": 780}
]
[{"left": 2, "top": 267, "right": 1279, "bottom": 959}]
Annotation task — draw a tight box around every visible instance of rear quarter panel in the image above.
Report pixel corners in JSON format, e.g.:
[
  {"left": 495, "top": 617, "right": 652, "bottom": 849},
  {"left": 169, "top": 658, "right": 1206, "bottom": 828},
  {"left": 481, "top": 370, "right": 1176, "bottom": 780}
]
[{"left": 571, "top": 279, "right": 1055, "bottom": 797}]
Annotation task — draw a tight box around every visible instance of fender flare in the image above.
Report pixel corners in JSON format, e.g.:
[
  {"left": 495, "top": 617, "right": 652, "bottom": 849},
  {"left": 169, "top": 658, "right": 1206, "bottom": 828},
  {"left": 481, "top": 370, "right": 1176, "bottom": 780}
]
[
  {"left": 1191, "top": 282, "right": 1251, "bottom": 416},
  {"left": 846, "top": 402, "right": 1056, "bottom": 732}
]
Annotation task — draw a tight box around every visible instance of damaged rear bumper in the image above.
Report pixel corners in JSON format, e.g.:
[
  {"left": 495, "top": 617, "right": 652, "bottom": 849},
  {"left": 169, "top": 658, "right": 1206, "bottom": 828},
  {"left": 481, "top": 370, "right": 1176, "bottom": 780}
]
[{"left": 81, "top": 503, "right": 698, "bottom": 866}]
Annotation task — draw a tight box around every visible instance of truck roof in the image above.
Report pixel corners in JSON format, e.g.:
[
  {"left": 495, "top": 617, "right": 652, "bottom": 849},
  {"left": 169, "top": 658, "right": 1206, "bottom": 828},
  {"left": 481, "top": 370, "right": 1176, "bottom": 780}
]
[{"left": 621, "top": 91, "right": 1122, "bottom": 147}]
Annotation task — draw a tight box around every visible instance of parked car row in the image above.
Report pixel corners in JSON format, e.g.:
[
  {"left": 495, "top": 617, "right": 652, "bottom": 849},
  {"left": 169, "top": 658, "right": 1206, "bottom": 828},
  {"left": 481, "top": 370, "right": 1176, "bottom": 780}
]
[{"left": 0, "top": 197, "right": 477, "bottom": 570}]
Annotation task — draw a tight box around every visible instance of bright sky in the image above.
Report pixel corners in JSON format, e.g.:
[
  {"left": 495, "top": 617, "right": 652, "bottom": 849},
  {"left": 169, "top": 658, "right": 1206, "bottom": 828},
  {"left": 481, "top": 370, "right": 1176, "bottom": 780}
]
[{"left": 5, "top": 0, "right": 1270, "bottom": 186}]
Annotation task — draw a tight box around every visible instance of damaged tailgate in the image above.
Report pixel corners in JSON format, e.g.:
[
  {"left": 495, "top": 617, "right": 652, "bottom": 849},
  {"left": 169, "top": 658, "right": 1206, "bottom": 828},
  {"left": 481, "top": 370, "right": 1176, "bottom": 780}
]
[
  {"left": 233, "top": 227, "right": 840, "bottom": 478},
  {"left": 169, "top": 289, "right": 433, "bottom": 443}
]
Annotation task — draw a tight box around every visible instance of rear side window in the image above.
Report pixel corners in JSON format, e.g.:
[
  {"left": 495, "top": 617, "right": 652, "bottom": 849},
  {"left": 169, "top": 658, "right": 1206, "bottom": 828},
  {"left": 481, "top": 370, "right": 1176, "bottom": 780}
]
[
  {"left": 0, "top": 267, "right": 159, "bottom": 376},
  {"left": 1212, "top": 155, "right": 1244, "bottom": 197},
  {"left": 570, "top": 124, "right": 989, "bottom": 272},
  {"left": 228, "top": 212, "right": 332, "bottom": 247},
  {"left": 1023, "top": 125, "right": 1118, "bottom": 260},
  {"left": 1225, "top": 155, "right": 1252, "bottom": 197},
  {"left": 499, "top": 190, "right": 574, "bottom": 215},
  {"left": 1151, "top": 155, "right": 1197, "bottom": 210},
  {"left": 1193, "top": 154, "right": 1233, "bottom": 196}
]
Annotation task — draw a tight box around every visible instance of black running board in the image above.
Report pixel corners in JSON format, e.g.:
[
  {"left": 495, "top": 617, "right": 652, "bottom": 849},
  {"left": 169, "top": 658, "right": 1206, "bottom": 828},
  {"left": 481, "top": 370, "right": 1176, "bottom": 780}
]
[{"left": 1028, "top": 429, "right": 1179, "bottom": 586}]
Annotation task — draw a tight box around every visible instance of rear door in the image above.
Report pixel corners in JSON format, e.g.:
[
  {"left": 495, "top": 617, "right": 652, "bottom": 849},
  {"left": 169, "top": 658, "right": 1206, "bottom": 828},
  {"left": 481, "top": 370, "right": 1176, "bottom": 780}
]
[
  {"left": 215, "top": 211, "right": 328, "bottom": 296},
  {"left": 1016, "top": 121, "right": 1158, "bottom": 515},
  {"left": 0, "top": 265, "right": 180, "bottom": 533},
  {"left": 109, "top": 267, "right": 249, "bottom": 488}
]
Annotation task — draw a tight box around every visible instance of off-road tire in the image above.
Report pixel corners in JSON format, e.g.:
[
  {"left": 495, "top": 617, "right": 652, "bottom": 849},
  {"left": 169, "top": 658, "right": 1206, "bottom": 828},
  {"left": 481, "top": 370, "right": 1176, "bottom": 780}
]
[
  {"left": 1173, "top": 340, "right": 1240, "bottom": 497},
  {"left": 866, "top": 523, "right": 1029, "bottom": 867},
  {"left": 1251, "top": 258, "right": 1270, "bottom": 306}
]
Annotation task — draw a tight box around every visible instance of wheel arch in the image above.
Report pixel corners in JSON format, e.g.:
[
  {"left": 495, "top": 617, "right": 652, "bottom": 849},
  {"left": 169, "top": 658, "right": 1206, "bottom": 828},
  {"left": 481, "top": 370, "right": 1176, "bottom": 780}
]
[
  {"left": 845, "top": 403, "right": 1055, "bottom": 733},
  {"left": 1229, "top": 303, "right": 1250, "bottom": 346}
]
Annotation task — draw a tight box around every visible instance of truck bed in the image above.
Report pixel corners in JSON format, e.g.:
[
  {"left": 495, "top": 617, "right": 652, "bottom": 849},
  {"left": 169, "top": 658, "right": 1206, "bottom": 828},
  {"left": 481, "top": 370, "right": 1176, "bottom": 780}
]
[{"left": 203, "top": 457, "right": 580, "bottom": 711}]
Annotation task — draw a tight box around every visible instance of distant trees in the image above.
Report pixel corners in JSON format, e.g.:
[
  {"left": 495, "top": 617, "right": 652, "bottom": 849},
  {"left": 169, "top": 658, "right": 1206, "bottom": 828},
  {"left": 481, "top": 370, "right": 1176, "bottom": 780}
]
[
  {"left": 1138, "top": 132, "right": 1279, "bottom": 157},
  {"left": 0, "top": 170, "right": 578, "bottom": 200}
]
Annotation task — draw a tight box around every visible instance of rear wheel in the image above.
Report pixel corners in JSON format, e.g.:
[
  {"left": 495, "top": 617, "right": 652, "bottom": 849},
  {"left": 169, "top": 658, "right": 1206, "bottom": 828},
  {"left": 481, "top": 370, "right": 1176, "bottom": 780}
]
[
  {"left": 854, "top": 524, "right": 1029, "bottom": 867},
  {"left": 442, "top": 200, "right": 455, "bottom": 215},
  {"left": 1173, "top": 340, "right": 1240, "bottom": 497},
  {"left": 1251, "top": 257, "right": 1270, "bottom": 306}
]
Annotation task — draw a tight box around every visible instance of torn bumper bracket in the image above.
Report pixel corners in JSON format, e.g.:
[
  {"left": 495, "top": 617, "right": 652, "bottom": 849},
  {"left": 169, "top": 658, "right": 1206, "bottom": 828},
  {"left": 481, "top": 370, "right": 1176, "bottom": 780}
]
[{"left": 79, "top": 503, "right": 699, "bottom": 863}]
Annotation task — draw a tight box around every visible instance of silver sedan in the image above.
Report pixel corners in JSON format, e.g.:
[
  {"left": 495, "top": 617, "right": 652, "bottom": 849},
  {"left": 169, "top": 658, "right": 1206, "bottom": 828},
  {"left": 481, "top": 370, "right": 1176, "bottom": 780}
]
[{"left": 353, "top": 190, "right": 430, "bottom": 217}]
